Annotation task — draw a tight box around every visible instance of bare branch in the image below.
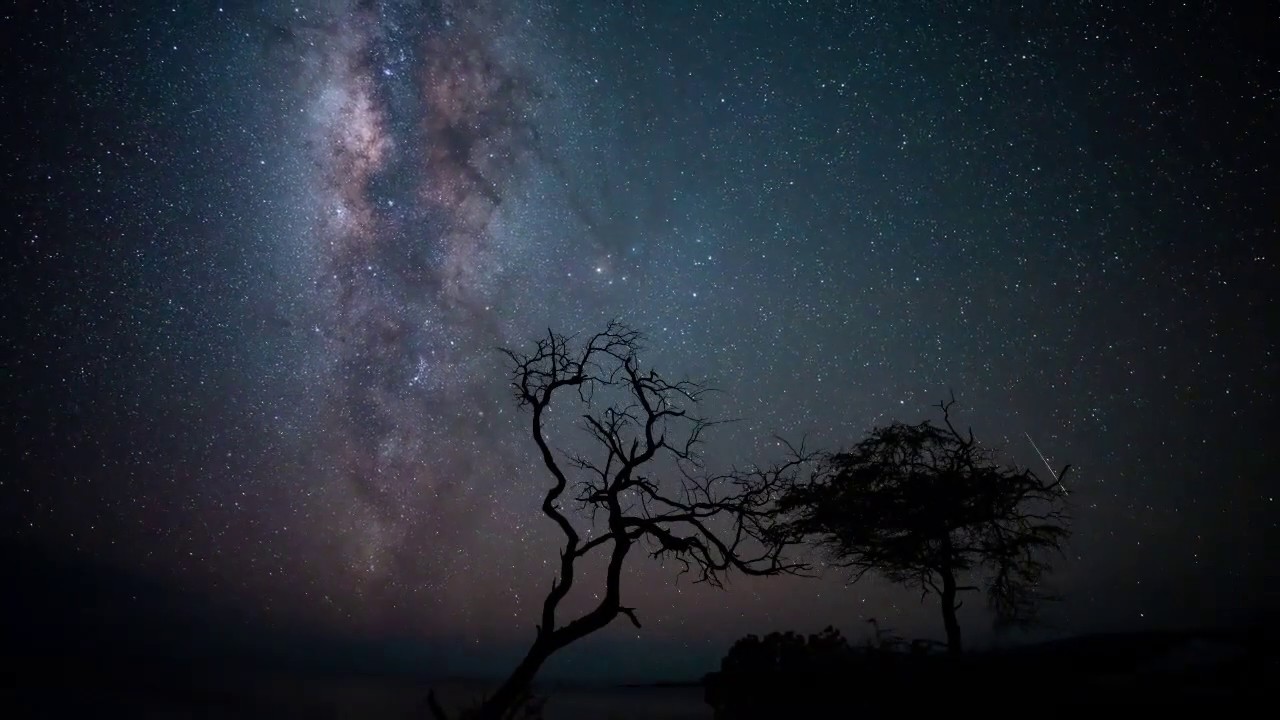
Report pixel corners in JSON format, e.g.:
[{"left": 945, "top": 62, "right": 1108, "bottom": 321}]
[
  {"left": 618, "top": 606, "right": 643, "bottom": 628},
  {"left": 463, "top": 321, "right": 811, "bottom": 719}
]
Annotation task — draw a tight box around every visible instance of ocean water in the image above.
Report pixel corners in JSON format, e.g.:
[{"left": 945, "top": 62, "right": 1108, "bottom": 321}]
[
  {"left": 411, "top": 678, "right": 711, "bottom": 720},
  {"left": 5, "top": 668, "right": 711, "bottom": 719}
]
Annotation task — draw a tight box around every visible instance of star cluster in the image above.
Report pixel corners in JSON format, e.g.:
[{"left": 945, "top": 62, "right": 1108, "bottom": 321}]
[{"left": 6, "top": 0, "right": 1276, "bottom": 679}]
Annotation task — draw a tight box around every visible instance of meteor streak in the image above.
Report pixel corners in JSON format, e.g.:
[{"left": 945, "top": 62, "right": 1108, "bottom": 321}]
[{"left": 1025, "top": 432, "right": 1068, "bottom": 495}]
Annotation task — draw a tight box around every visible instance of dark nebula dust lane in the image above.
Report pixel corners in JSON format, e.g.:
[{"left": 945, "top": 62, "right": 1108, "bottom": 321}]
[
  {"left": 266, "top": 0, "right": 571, "bottom": 631},
  {"left": 5, "top": 0, "right": 1276, "bottom": 679}
]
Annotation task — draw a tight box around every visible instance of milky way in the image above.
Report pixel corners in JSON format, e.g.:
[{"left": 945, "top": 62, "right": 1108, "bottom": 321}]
[
  {"left": 283, "top": 0, "right": 564, "bottom": 629},
  {"left": 8, "top": 0, "right": 1275, "bottom": 679}
]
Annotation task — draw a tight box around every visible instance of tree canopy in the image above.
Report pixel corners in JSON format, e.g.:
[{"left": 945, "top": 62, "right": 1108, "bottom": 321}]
[{"left": 775, "top": 395, "right": 1071, "bottom": 653}]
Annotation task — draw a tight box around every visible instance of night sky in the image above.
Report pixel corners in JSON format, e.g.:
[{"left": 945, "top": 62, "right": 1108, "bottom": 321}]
[{"left": 5, "top": 1, "right": 1277, "bottom": 681}]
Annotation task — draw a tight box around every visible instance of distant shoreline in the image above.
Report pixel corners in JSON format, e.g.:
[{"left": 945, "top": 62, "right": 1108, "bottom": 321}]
[{"left": 618, "top": 680, "right": 703, "bottom": 689}]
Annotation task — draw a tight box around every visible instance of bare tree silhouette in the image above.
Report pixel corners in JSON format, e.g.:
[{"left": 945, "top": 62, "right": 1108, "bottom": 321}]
[
  {"left": 775, "top": 394, "right": 1071, "bottom": 655},
  {"left": 427, "top": 321, "right": 812, "bottom": 720}
]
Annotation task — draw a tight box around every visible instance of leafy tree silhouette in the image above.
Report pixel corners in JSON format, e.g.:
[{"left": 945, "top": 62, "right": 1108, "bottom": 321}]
[
  {"left": 427, "top": 321, "right": 813, "bottom": 720},
  {"left": 704, "top": 626, "right": 857, "bottom": 719},
  {"left": 774, "top": 394, "right": 1071, "bottom": 654}
]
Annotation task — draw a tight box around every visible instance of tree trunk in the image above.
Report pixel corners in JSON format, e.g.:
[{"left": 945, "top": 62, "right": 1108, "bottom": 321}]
[
  {"left": 939, "top": 565, "right": 962, "bottom": 655},
  {"left": 474, "top": 640, "right": 555, "bottom": 720}
]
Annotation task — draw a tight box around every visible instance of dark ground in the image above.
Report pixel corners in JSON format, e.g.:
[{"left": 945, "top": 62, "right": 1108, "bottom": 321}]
[
  {"left": 703, "top": 627, "right": 1278, "bottom": 716},
  {"left": 3, "top": 542, "right": 1275, "bottom": 716},
  {"left": 4, "top": 629, "right": 1275, "bottom": 718}
]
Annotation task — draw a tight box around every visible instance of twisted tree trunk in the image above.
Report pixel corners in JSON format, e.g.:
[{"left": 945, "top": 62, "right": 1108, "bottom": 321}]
[{"left": 939, "top": 563, "right": 962, "bottom": 656}]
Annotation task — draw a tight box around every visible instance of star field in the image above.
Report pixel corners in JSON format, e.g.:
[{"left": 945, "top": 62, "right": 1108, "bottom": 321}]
[{"left": 6, "top": 0, "right": 1277, "bottom": 679}]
